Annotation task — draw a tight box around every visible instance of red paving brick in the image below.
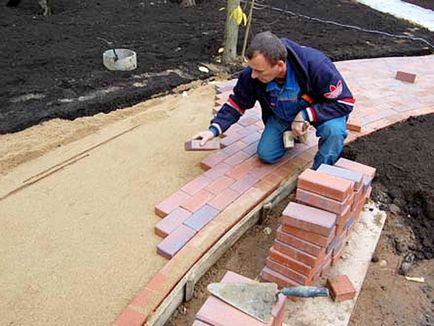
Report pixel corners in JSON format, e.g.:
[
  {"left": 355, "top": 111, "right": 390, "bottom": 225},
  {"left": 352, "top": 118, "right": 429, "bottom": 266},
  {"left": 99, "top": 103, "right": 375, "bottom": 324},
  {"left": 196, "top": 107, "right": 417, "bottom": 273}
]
[
  {"left": 268, "top": 246, "right": 312, "bottom": 276},
  {"left": 204, "top": 175, "right": 236, "bottom": 195},
  {"left": 181, "top": 190, "right": 215, "bottom": 213},
  {"left": 157, "top": 224, "right": 197, "bottom": 259},
  {"left": 181, "top": 175, "right": 213, "bottom": 196},
  {"left": 276, "top": 225, "right": 324, "bottom": 257},
  {"left": 273, "top": 240, "right": 320, "bottom": 268},
  {"left": 154, "top": 190, "right": 191, "bottom": 217},
  {"left": 395, "top": 71, "right": 416, "bottom": 83},
  {"left": 207, "top": 188, "right": 241, "bottom": 211},
  {"left": 154, "top": 207, "right": 192, "bottom": 238},
  {"left": 327, "top": 275, "right": 356, "bottom": 302},
  {"left": 261, "top": 266, "right": 302, "bottom": 288},
  {"left": 297, "top": 169, "right": 354, "bottom": 201},
  {"left": 266, "top": 257, "right": 308, "bottom": 285},
  {"left": 281, "top": 224, "right": 335, "bottom": 247},
  {"left": 230, "top": 174, "right": 260, "bottom": 193},
  {"left": 281, "top": 202, "right": 336, "bottom": 237},
  {"left": 296, "top": 188, "right": 351, "bottom": 215}
]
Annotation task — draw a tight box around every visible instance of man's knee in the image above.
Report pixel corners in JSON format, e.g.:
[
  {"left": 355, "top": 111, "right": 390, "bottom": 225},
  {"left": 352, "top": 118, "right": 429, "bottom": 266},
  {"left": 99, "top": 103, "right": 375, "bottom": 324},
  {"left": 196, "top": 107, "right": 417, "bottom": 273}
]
[
  {"left": 318, "top": 118, "right": 347, "bottom": 140},
  {"left": 257, "top": 147, "right": 283, "bottom": 164}
]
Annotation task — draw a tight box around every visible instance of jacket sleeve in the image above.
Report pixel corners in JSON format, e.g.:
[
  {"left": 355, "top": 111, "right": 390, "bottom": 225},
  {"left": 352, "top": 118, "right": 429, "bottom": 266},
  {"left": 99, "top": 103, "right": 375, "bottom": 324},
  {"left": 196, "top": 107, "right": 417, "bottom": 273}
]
[
  {"left": 300, "top": 58, "right": 355, "bottom": 125},
  {"left": 209, "top": 68, "right": 257, "bottom": 136}
]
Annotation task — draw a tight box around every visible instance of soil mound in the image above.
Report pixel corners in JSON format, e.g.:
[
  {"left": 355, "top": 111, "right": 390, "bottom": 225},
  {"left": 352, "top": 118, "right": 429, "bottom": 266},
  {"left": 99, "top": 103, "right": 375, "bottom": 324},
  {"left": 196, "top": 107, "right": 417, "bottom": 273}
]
[{"left": 342, "top": 113, "right": 434, "bottom": 259}]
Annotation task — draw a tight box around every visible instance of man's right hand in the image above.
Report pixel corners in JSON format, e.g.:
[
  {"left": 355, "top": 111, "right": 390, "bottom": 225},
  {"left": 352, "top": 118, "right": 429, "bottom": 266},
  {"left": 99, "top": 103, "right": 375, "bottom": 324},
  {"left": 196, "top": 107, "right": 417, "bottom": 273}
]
[{"left": 192, "top": 130, "right": 215, "bottom": 146}]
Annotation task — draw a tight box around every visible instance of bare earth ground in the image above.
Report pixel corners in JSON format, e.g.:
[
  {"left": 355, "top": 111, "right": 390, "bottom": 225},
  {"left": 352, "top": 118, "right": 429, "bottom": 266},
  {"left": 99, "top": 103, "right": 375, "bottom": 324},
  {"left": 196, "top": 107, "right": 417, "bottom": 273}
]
[
  {"left": 0, "top": 83, "right": 220, "bottom": 325},
  {"left": 170, "top": 115, "right": 434, "bottom": 326}
]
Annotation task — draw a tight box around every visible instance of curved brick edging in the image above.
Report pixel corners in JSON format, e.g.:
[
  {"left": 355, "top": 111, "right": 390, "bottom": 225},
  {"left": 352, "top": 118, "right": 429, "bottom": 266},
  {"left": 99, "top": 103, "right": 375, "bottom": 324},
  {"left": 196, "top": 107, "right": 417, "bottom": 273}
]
[{"left": 114, "top": 55, "right": 434, "bottom": 326}]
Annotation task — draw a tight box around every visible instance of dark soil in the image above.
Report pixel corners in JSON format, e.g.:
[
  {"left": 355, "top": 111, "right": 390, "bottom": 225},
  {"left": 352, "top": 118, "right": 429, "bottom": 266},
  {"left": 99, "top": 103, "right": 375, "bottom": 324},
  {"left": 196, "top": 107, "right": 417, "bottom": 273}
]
[
  {"left": 1, "top": 0, "right": 433, "bottom": 134},
  {"left": 342, "top": 113, "right": 434, "bottom": 260},
  {"left": 402, "top": 0, "right": 434, "bottom": 11},
  {"left": 169, "top": 114, "right": 434, "bottom": 325}
]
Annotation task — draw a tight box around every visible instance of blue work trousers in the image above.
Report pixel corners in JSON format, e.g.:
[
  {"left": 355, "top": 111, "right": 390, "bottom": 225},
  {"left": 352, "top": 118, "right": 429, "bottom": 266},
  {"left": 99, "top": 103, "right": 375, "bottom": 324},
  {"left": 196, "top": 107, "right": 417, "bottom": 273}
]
[{"left": 257, "top": 115, "right": 348, "bottom": 170}]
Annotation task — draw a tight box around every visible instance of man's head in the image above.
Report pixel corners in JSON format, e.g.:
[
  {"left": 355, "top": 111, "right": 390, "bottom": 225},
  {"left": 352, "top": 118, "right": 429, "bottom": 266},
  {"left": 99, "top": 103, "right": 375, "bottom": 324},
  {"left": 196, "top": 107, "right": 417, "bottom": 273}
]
[{"left": 245, "top": 31, "right": 287, "bottom": 83}]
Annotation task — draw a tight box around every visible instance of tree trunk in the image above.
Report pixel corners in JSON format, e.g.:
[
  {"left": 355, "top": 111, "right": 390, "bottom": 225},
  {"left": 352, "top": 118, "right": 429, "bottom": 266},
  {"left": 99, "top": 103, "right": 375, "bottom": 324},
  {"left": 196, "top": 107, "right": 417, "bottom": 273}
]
[{"left": 222, "top": 0, "right": 240, "bottom": 64}]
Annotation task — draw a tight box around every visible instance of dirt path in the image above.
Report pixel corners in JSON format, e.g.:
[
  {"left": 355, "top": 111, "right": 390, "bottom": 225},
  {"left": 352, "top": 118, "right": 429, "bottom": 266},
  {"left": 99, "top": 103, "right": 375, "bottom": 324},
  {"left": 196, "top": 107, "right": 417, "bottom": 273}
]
[{"left": 0, "top": 83, "right": 217, "bottom": 325}]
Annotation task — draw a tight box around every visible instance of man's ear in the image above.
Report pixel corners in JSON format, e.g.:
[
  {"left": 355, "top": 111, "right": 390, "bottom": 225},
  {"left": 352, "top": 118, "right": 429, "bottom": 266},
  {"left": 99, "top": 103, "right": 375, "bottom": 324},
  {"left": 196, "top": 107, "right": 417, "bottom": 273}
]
[{"left": 277, "top": 60, "right": 286, "bottom": 69}]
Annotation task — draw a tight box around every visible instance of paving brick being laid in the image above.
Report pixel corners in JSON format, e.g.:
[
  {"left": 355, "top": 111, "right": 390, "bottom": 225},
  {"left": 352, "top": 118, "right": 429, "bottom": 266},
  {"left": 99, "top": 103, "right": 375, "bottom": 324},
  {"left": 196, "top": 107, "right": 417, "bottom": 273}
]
[
  {"left": 395, "top": 70, "right": 416, "bottom": 83},
  {"left": 157, "top": 224, "right": 197, "bottom": 259},
  {"left": 154, "top": 190, "right": 191, "bottom": 218},
  {"left": 184, "top": 139, "right": 221, "bottom": 151},
  {"left": 327, "top": 275, "right": 356, "bottom": 302},
  {"left": 196, "top": 270, "right": 287, "bottom": 326},
  {"left": 297, "top": 168, "right": 354, "bottom": 201}
]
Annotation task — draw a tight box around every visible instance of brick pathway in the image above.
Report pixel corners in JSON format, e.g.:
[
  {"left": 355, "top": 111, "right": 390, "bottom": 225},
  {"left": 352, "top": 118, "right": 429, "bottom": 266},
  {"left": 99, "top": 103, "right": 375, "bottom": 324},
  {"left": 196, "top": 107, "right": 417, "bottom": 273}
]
[{"left": 114, "top": 55, "right": 434, "bottom": 325}]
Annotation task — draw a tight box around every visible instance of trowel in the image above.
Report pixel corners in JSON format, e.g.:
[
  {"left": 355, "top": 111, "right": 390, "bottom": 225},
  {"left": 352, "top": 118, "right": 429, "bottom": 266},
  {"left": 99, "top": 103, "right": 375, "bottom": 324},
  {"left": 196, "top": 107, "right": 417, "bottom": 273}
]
[{"left": 207, "top": 282, "right": 329, "bottom": 323}]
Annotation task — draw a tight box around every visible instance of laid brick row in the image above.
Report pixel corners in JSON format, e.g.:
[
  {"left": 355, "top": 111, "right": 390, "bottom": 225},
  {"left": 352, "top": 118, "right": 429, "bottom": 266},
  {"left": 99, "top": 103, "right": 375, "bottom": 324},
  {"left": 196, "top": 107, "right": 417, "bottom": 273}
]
[
  {"left": 194, "top": 271, "right": 287, "bottom": 326},
  {"left": 261, "top": 158, "right": 376, "bottom": 288}
]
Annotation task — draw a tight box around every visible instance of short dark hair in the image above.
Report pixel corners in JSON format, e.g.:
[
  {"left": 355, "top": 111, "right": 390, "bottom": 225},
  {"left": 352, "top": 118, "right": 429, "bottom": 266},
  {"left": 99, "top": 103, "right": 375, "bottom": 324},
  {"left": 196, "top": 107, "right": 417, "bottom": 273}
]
[{"left": 245, "top": 31, "right": 287, "bottom": 65}]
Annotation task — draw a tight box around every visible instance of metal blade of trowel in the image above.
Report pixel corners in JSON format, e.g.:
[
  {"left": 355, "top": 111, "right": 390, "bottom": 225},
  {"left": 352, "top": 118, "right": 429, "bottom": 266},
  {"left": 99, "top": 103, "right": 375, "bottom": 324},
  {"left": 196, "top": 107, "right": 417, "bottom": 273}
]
[
  {"left": 207, "top": 283, "right": 330, "bottom": 323},
  {"left": 207, "top": 283, "right": 278, "bottom": 323}
]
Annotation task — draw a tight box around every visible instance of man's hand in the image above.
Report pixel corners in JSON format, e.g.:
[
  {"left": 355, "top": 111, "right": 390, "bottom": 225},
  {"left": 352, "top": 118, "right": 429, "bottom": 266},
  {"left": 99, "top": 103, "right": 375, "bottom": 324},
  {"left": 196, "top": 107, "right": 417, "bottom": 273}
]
[
  {"left": 291, "top": 112, "right": 309, "bottom": 138},
  {"left": 192, "top": 130, "right": 215, "bottom": 146}
]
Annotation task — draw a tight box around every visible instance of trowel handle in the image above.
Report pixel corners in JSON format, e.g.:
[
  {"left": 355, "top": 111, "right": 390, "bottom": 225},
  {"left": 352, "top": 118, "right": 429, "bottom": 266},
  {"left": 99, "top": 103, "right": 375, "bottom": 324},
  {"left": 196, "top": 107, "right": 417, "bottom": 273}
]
[{"left": 280, "top": 286, "right": 329, "bottom": 297}]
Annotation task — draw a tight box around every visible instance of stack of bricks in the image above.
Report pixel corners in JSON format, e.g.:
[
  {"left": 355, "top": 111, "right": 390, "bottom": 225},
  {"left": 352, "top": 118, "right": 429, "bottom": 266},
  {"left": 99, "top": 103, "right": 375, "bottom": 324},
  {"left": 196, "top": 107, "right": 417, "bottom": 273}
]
[
  {"left": 261, "top": 158, "right": 376, "bottom": 287},
  {"left": 193, "top": 271, "right": 287, "bottom": 326}
]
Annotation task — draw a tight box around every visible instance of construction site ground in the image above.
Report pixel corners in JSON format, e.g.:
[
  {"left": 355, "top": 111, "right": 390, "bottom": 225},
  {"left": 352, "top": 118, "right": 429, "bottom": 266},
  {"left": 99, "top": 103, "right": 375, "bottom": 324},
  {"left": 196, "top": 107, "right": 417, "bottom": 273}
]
[{"left": 1, "top": 1, "right": 434, "bottom": 325}]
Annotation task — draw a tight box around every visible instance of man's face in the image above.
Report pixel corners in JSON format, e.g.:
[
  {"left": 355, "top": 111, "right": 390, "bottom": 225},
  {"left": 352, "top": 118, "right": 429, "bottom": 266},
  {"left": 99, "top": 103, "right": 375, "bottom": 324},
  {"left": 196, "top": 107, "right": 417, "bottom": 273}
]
[{"left": 248, "top": 53, "right": 285, "bottom": 83}]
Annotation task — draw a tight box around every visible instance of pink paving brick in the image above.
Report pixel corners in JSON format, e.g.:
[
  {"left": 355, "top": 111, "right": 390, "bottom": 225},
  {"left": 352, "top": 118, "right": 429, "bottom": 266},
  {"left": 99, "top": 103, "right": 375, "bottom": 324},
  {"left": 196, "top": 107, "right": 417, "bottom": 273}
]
[
  {"left": 208, "top": 187, "right": 241, "bottom": 211},
  {"left": 200, "top": 150, "right": 230, "bottom": 170},
  {"left": 181, "top": 189, "right": 215, "bottom": 213},
  {"left": 334, "top": 158, "right": 376, "bottom": 179},
  {"left": 230, "top": 173, "right": 260, "bottom": 193},
  {"left": 181, "top": 175, "right": 213, "bottom": 196},
  {"left": 276, "top": 225, "right": 324, "bottom": 257},
  {"left": 221, "top": 132, "right": 245, "bottom": 147},
  {"left": 154, "top": 207, "right": 192, "bottom": 238},
  {"left": 157, "top": 224, "right": 196, "bottom": 259},
  {"left": 154, "top": 190, "right": 191, "bottom": 218},
  {"left": 196, "top": 271, "right": 286, "bottom": 326},
  {"left": 243, "top": 141, "right": 259, "bottom": 156},
  {"left": 317, "top": 164, "right": 363, "bottom": 189},
  {"left": 347, "top": 119, "right": 362, "bottom": 132},
  {"left": 225, "top": 160, "right": 258, "bottom": 180},
  {"left": 296, "top": 188, "right": 352, "bottom": 215},
  {"left": 222, "top": 140, "right": 247, "bottom": 156},
  {"left": 202, "top": 162, "right": 232, "bottom": 180},
  {"left": 204, "top": 175, "right": 236, "bottom": 195},
  {"left": 281, "top": 202, "right": 337, "bottom": 237},
  {"left": 224, "top": 150, "right": 252, "bottom": 166},
  {"left": 273, "top": 240, "right": 320, "bottom": 268},
  {"left": 240, "top": 132, "right": 262, "bottom": 145},
  {"left": 297, "top": 169, "right": 354, "bottom": 202},
  {"left": 183, "top": 204, "right": 220, "bottom": 231},
  {"left": 260, "top": 266, "right": 302, "bottom": 288},
  {"left": 281, "top": 224, "right": 335, "bottom": 247},
  {"left": 184, "top": 139, "right": 221, "bottom": 151}
]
